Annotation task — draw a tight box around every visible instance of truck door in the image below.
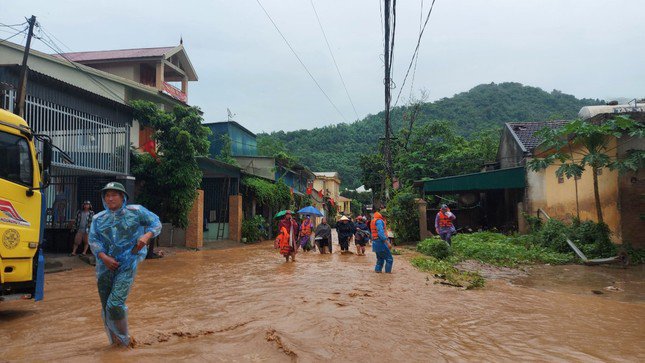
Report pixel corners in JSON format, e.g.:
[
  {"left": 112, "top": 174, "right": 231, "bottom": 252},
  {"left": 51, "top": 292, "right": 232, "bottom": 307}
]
[{"left": 0, "top": 127, "right": 42, "bottom": 284}]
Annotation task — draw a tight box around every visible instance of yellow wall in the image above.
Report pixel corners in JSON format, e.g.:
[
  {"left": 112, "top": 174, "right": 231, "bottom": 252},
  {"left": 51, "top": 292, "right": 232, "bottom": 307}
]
[
  {"left": 314, "top": 176, "right": 341, "bottom": 201},
  {"left": 527, "top": 139, "right": 622, "bottom": 241}
]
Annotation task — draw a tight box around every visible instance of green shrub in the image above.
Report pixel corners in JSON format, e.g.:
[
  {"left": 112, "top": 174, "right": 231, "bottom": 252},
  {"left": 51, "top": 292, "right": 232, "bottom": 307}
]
[
  {"left": 535, "top": 219, "right": 571, "bottom": 253},
  {"left": 241, "top": 215, "right": 267, "bottom": 243},
  {"left": 523, "top": 213, "right": 543, "bottom": 232},
  {"left": 417, "top": 238, "right": 452, "bottom": 260},
  {"left": 387, "top": 187, "right": 420, "bottom": 243},
  {"left": 452, "top": 232, "right": 574, "bottom": 266},
  {"left": 569, "top": 219, "right": 616, "bottom": 259},
  {"left": 623, "top": 243, "right": 645, "bottom": 265}
]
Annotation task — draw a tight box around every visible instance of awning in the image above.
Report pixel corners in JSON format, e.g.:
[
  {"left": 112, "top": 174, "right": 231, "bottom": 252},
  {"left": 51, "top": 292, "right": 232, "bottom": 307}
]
[
  {"left": 197, "top": 157, "right": 241, "bottom": 178},
  {"left": 417, "top": 167, "right": 525, "bottom": 193}
]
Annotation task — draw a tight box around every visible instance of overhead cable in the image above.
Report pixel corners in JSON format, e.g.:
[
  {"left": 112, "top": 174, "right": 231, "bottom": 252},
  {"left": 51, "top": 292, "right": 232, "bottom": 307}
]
[
  {"left": 310, "top": 0, "right": 359, "bottom": 120},
  {"left": 254, "top": 0, "right": 348, "bottom": 123},
  {"left": 394, "top": 0, "right": 437, "bottom": 107}
]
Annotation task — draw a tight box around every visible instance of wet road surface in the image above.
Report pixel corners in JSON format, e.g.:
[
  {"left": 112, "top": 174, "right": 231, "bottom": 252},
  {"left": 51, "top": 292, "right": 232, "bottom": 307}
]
[{"left": 1, "top": 239, "right": 644, "bottom": 362}]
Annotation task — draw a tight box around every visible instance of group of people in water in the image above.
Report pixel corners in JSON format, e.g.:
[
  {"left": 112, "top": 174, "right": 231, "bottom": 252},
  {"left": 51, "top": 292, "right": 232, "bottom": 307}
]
[
  {"left": 274, "top": 204, "right": 457, "bottom": 274},
  {"left": 274, "top": 209, "right": 394, "bottom": 273}
]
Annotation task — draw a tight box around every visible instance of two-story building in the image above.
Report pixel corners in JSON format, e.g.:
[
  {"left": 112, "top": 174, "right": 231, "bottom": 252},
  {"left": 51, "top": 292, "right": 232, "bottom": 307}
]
[{"left": 0, "top": 40, "right": 199, "bottom": 249}]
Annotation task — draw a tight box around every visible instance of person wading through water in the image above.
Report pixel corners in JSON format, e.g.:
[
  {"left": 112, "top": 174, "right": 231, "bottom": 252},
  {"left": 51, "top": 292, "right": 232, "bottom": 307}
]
[
  {"left": 314, "top": 217, "right": 332, "bottom": 254},
  {"left": 71, "top": 200, "right": 94, "bottom": 256},
  {"left": 371, "top": 209, "right": 393, "bottom": 273},
  {"left": 435, "top": 204, "right": 457, "bottom": 246},
  {"left": 276, "top": 211, "right": 299, "bottom": 262},
  {"left": 88, "top": 182, "right": 161, "bottom": 347},
  {"left": 336, "top": 215, "right": 354, "bottom": 253},
  {"left": 299, "top": 215, "right": 313, "bottom": 252},
  {"left": 354, "top": 216, "right": 370, "bottom": 256}
]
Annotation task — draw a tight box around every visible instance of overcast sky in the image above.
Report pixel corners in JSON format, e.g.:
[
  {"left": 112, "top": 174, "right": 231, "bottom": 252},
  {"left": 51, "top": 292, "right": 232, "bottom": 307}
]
[{"left": 3, "top": 1, "right": 644, "bottom": 132}]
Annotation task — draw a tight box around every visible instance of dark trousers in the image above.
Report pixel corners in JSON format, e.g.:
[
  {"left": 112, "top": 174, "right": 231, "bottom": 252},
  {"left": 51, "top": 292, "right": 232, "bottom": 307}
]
[{"left": 339, "top": 236, "right": 350, "bottom": 251}]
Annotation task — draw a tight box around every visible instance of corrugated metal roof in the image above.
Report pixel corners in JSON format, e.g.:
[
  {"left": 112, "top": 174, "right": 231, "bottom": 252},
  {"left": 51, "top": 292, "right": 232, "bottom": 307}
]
[
  {"left": 55, "top": 46, "right": 176, "bottom": 62},
  {"left": 420, "top": 167, "right": 526, "bottom": 193},
  {"left": 579, "top": 103, "right": 645, "bottom": 120},
  {"left": 314, "top": 172, "right": 340, "bottom": 178},
  {"left": 506, "top": 120, "right": 569, "bottom": 151}
]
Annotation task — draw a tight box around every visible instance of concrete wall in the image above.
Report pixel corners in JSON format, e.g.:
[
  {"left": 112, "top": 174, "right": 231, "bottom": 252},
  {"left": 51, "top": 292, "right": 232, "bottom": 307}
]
[
  {"left": 498, "top": 126, "right": 526, "bottom": 169},
  {"left": 234, "top": 156, "right": 275, "bottom": 181},
  {"left": 526, "top": 138, "right": 622, "bottom": 241},
  {"left": 617, "top": 134, "right": 645, "bottom": 247},
  {"left": 91, "top": 63, "right": 140, "bottom": 83},
  {"left": 314, "top": 177, "right": 340, "bottom": 201}
]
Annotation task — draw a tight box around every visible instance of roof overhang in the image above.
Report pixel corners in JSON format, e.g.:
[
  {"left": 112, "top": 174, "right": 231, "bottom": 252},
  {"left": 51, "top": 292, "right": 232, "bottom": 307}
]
[
  {"left": 415, "top": 167, "right": 526, "bottom": 193},
  {"left": 197, "top": 156, "right": 241, "bottom": 178}
]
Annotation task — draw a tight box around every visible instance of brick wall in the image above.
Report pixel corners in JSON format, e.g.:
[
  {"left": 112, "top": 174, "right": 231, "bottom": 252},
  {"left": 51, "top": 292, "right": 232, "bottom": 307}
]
[
  {"left": 185, "top": 190, "right": 204, "bottom": 249},
  {"left": 229, "top": 195, "right": 242, "bottom": 242}
]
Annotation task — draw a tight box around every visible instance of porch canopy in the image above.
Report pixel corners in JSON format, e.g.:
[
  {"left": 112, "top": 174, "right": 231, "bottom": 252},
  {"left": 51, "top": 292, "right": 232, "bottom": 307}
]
[
  {"left": 415, "top": 166, "right": 526, "bottom": 193},
  {"left": 197, "top": 156, "right": 241, "bottom": 178}
]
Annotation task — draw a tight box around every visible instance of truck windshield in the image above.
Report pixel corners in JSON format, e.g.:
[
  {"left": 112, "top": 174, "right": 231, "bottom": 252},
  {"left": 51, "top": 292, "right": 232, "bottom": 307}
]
[{"left": 0, "top": 131, "right": 33, "bottom": 187}]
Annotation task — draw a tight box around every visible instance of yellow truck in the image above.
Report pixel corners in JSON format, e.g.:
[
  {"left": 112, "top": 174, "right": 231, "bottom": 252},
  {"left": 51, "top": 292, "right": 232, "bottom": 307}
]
[{"left": 0, "top": 108, "right": 52, "bottom": 302}]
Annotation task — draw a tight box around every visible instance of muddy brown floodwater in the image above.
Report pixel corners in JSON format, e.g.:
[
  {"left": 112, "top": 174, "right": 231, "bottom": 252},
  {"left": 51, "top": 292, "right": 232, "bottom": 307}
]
[{"left": 1, "top": 239, "right": 644, "bottom": 362}]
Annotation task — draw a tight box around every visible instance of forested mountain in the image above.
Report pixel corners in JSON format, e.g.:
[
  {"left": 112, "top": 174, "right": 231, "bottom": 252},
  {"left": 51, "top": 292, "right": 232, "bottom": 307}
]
[{"left": 258, "top": 82, "right": 603, "bottom": 188}]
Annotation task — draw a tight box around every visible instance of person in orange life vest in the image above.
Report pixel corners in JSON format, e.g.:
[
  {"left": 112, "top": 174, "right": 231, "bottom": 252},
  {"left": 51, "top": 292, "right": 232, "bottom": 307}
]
[
  {"left": 371, "top": 209, "right": 393, "bottom": 273},
  {"left": 435, "top": 204, "right": 457, "bottom": 246},
  {"left": 299, "top": 215, "right": 314, "bottom": 251},
  {"left": 276, "top": 211, "right": 299, "bottom": 262}
]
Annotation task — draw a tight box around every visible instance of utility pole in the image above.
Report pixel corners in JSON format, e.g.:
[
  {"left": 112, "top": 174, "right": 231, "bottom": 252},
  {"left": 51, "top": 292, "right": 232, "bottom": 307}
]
[
  {"left": 14, "top": 15, "right": 36, "bottom": 118},
  {"left": 383, "top": 1, "right": 394, "bottom": 199}
]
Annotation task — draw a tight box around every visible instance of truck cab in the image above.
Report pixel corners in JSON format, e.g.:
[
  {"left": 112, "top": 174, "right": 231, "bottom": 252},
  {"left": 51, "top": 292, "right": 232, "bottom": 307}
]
[{"left": 0, "top": 108, "right": 47, "bottom": 302}]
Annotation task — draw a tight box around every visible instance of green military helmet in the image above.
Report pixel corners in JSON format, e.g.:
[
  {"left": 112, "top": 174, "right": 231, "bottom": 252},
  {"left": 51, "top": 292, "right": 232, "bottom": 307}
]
[{"left": 101, "top": 181, "right": 129, "bottom": 199}]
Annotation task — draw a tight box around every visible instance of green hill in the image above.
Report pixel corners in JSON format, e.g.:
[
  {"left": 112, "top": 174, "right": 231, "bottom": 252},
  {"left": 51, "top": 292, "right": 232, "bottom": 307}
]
[{"left": 258, "top": 82, "right": 603, "bottom": 188}]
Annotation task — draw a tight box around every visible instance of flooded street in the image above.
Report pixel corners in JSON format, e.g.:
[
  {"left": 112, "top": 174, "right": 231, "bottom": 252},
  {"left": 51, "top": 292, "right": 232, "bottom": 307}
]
[{"left": 1, "top": 239, "right": 644, "bottom": 362}]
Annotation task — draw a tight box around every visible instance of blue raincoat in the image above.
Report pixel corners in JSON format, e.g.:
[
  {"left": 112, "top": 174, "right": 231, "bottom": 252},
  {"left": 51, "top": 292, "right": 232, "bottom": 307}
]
[{"left": 88, "top": 195, "right": 161, "bottom": 346}]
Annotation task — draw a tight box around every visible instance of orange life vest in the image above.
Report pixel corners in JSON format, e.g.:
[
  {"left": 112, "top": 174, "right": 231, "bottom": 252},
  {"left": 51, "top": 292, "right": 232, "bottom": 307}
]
[
  {"left": 300, "top": 220, "right": 312, "bottom": 236},
  {"left": 370, "top": 212, "right": 387, "bottom": 240},
  {"left": 438, "top": 211, "right": 453, "bottom": 228},
  {"left": 277, "top": 226, "right": 291, "bottom": 254}
]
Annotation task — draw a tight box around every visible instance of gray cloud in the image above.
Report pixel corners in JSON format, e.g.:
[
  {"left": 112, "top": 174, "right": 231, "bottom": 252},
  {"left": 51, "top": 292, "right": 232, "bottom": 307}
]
[{"left": 3, "top": 0, "right": 644, "bottom": 132}]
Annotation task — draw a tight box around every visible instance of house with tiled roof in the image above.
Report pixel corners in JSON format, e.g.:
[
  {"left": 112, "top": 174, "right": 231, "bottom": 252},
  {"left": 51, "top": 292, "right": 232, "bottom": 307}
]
[
  {"left": 56, "top": 43, "right": 197, "bottom": 104},
  {"left": 415, "top": 103, "right": 644, "bottom": 246}
]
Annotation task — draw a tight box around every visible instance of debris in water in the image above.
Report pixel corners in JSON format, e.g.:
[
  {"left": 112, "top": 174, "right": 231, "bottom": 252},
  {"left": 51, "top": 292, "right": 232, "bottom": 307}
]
[{"left": 265, "top": 329, "right": 297, "bottom": 357}]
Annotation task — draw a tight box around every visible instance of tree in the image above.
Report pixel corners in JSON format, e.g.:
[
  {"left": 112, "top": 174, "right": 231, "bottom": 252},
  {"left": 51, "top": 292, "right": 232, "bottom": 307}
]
[
  {"left": 527, "top": 116, "right": 644, "bottom": 223},
  {"left": 130, "top": 100, "right": 211, "bottom": 228},
  {"left": 215, "top": 134, "right": 238, "bottom": 166}
]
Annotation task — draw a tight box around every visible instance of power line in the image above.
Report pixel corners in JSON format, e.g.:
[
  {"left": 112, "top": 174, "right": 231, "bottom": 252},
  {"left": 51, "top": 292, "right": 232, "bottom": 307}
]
[
  {"left": 34, "top": 26, "right": 128, "bottom": 104},
  {"left": 0, "top": 27, "right": 27, "bottom": 45},
  {"left": 408, "top": 0, "right": 425, "bottom": 100},
  {"left": 394, "top": 0, "right": 437, "bottom": 107},
  {"left": 0, "top": 21, "right": 28, "bottom": 32},
  {"left": 310, "top": 0, "right": 359, "bottom": 120},
  {"left": 254, "top": 0, "right": 348, "bottom": 123}
]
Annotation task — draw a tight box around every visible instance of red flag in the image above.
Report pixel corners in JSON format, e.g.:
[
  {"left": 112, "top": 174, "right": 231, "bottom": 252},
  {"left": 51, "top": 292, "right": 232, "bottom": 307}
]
[
  {"left": 329, "top": 198, "right": 335, "bottom": 206},
  {"left": 306, "top": 187, "right": 312, "bottom": 195},
  {"left": 142, "top": 140, "right": 157, "bottom": 159},
  {"left": 318, "top": 189, "right": 324, "bottom": 198}
]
